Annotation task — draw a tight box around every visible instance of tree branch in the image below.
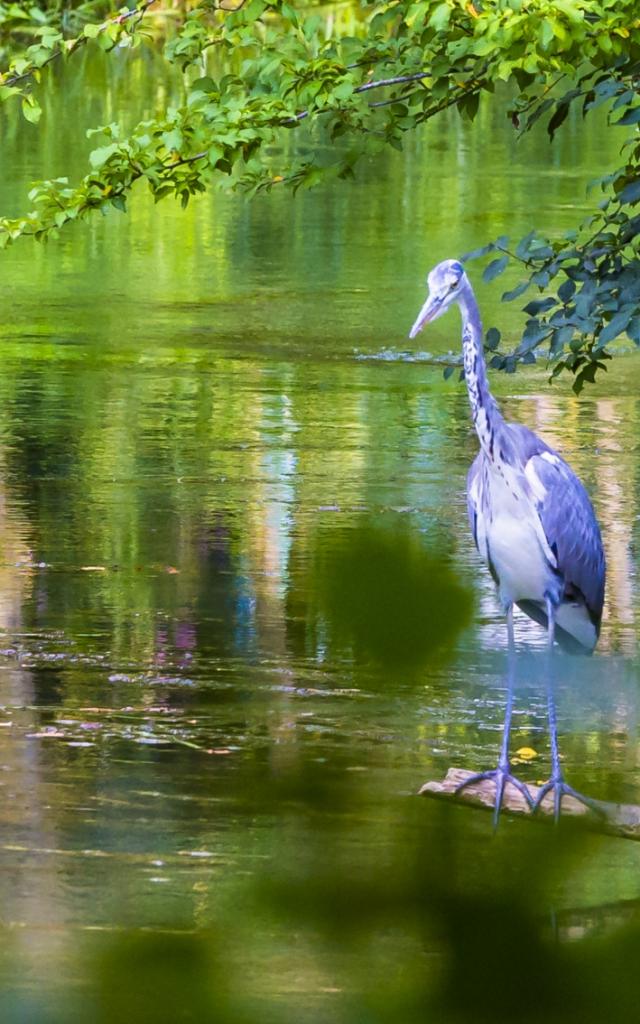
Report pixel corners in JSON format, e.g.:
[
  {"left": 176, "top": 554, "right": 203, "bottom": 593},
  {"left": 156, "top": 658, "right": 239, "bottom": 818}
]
[{"left": 3, "top": 0, "right": 159, "bottom": 90}]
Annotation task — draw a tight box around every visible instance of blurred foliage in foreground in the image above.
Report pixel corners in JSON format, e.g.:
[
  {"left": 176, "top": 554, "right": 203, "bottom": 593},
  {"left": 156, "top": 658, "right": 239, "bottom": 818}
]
[
  {"left": 1, "top": 520, "right": 638, "bottom": 1024},
  {"left": 5, "top": 779, "right": 640, "bottom": 1024},
  {"left": 316, "top": 523, "right": 473, "bottom": 672}
]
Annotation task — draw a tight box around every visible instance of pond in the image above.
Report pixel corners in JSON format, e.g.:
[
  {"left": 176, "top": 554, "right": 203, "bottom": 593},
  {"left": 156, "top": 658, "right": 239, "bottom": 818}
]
[{"left": 0, "top": 43, "right": 639, "bottom": 1022}]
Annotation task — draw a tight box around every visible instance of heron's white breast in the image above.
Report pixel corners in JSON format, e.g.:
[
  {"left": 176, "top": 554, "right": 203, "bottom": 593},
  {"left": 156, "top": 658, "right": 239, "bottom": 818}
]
[
  {"left": 474, "top": 461, "right": 598, "bottom": 649},
  {"left": 483, "top": 464, "right": 553, "bottom": 606},
  {"left": 487, "top": 514, "right": 551, "bottom": 606}
]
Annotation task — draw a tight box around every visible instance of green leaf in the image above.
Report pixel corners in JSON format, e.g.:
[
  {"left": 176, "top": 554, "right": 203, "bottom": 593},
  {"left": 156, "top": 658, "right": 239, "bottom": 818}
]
[
  {"left": 627, "top": 317, "right": 640, "bottom": 345},
  {"left": 539, "top": 20, "right": 555, "bottom": 49},
  {"left": 558, "top": 279, "right": 576, "bottom": 303},
  {"left": 550, "top": 325, "right": 574, "bottom": 355},
  {"left": 89, "top": 144, "right": 119, "bottom": 169},
  {"left": 333, "top": 80, "right": 354, "bottom": 102},
  {"left": 523, "top": 297, "right": 556, "bottom": 315},
  {"left": 512, "top": 68, "right": 535, "bottom": 91},
  {"left": 190, "top": 77, "right": 217, "bottom": 95},
  {"left": 162, "top": 128, "right": 183, "bottom": 151},
  {"left": 522, "top": 319, "right": 551, "bottom": 347},
  {"left": 573, "top": 361, "right": 599, "bottom": 394},
  {"left": 462, "top": 243, "right": 494, "bottom": 262},
  {"left": 618, "top": 179, "right": 640, "bottom": 205},
  {"left": 428, "top": 3, "right": 451, "bottom": 32},
  {"left": 501, "top": 281, "right": 529, "bottom": 302},
  {"left": 515, "top": 231, "right": 537, "bottom": 260},
  {"left": 281, "top": 3, "right": 298, "bottom": 25},
  {"left": 615, "top": 106, "right": 640, "bottom": 126},
  {"left": 547, "top": 103, "right": 569, "bottom": 139},
  {"left": 206, "top": 143, "right": 224, "bottom": 167},
  {"left": 483, "top": 256, "right": 508, "bottom": 283},
  {"left": 597, "top": 310, "right": 632, "bottom": 346},
  {"left": 0, "top": 85, "right": 21, "bottom": 101},
  {"left": 21, "top": 97, "right": 41, "bottom": 124},
  {"left": 459, "top": 91, "right": 480, "bottom": 121}
]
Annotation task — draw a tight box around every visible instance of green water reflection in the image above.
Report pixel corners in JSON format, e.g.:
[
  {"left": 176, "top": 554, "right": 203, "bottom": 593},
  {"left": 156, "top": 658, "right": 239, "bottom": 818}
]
[{"left": 0, "top": 46, "right": 639, "bottom": 1018}]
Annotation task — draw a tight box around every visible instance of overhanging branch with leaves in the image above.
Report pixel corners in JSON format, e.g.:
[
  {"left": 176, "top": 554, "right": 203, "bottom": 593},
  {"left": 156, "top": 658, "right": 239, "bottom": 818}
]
[{"left": 1, "top": 0, "right": 640, "bottom": 388}]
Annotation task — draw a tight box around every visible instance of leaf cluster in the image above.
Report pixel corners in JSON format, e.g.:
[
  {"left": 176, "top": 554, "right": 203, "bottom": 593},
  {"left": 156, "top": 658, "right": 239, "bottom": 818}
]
[
  {"left": 1, "top": 0, "right": 640, "bottom": 387},
  {"left": 465, "top": 52, "right": 640, "bottom": 391}
]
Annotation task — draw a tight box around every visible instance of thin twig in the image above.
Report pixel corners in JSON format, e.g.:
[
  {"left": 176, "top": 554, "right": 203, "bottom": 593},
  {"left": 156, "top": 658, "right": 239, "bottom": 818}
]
[
  {"left": 356, "top": 71, "right": 430, "bottom": 92},
  {"left": 514, "top": 72, "right": 567, "bottom": 118},
  {"left": 494, "top": 243, "right": 536, "bottom": 269},
  {"left": 368, "top": 88, "right": 425, "bottom": 110}
]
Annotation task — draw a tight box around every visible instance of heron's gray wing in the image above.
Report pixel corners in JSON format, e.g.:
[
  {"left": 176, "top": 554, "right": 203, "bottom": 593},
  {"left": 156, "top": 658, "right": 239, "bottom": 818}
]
[{"left": 525, "top": 448, "right": 605, "bottom": 627}]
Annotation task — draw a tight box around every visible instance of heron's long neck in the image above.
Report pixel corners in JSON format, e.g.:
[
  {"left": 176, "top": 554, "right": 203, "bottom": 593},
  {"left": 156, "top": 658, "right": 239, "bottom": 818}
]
[{"left": 458, "top": 283, "right": 504, "bottom": 457}]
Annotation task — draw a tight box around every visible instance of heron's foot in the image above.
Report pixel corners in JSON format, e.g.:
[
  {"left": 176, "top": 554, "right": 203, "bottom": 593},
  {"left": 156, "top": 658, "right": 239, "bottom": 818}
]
[
  {"left": 455, "top": 766, "right": 534, "bottom": 827},
  {"left": 532, "top": 776, "right": 604, "bottom": 823}
]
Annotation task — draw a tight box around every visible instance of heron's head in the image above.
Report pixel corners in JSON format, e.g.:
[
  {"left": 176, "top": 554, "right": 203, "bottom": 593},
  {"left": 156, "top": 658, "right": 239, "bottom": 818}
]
[{"left": 409, "top": 259, "right": 467, "bottom": 339}]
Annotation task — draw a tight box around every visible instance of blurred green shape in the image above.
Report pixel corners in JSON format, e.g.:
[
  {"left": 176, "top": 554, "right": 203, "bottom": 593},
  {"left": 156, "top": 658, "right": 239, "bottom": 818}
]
[
  {"left": 318, "top": 523, "right": 473, "bottom": 670},
  {"left": 91, "top": 932, "right": 240, "bottom": 1024}
]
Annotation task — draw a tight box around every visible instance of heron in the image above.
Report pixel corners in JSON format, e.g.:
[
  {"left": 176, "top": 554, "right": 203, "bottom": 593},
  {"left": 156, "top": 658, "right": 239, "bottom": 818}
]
[{"left": 409, "top": 258, "right": 606, "bottom": 823}]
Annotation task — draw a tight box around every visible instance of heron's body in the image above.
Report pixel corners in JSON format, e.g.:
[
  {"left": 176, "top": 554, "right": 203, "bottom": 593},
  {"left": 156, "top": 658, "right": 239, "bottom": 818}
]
[
  {"left": 410, "top": 260, "right": 605, "bottom": 653},
  {"left": 468, "top": 430, "right": 603, "bottom": 654},
  {"left": 409, "top": 259, "right": 606, "bottom": 820}
]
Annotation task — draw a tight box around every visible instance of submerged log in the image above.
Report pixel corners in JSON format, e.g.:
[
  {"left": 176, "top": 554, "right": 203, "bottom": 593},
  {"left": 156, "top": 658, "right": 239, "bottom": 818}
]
[{"left": 419, "top": 768, "right": 640, "bottom": 841}]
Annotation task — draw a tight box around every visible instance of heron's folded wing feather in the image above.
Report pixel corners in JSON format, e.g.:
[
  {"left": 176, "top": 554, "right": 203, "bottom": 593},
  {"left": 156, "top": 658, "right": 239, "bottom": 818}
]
[{"left": 525, "top": 450, "right": 605, "bottom": 626}]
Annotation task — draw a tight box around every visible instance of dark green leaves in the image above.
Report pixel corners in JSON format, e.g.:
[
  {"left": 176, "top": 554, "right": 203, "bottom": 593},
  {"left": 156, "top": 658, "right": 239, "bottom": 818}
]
[
  {"left": 597, "top": 309, "right": 632, "bottom": 346},
  {"left": 483, "top": 256, "right": 508, "bottom": 283},
  {"left": 515, "top": 231, "right": 538, "bottom": 261},
  {"left": 549, "top": 325, "right": 575, "bottom": 355},
  {"left": 521, "top": 319, "right": 551, "bottom": 348},
  {"left": 522, "top": 297, "right": 556, "bottom": 316},
  {"left": 547, "top": 102, "right": 569, "bottom": 139},
  {"left": 462, "top": 242, "right": 495, "bottom": 262},
  {"left": 615, "top": 106, "right": 640, "bottom": 125},
  {"left": 0, "top": 0, "right": 637, "bottom": 367},
  {"left": 459, "top": 90, "right": 480, "bottom": 121},
  {"left": 558, "top": 278, "right": 576, "bottom": 303},
  {"left": 618, "top": 179, "right": 640, "bottom": 205},
  {"left": 502, "top": 280, "right": 529, "bottom": 302},
  {"left": 485, "top": 327, "right": 501, "bottom": 351}
]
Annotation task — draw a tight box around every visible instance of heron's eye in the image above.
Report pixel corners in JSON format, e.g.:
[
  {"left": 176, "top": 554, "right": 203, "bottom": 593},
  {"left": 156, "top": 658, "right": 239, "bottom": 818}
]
[{"left": 449, "top": 280, "right": 458, "bottom": 292}]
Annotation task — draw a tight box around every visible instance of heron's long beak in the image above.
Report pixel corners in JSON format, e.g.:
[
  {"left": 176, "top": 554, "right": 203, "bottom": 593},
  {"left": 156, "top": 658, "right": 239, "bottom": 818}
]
[{"left": 409, "top": 294, "right": 441, "bottom": 339}]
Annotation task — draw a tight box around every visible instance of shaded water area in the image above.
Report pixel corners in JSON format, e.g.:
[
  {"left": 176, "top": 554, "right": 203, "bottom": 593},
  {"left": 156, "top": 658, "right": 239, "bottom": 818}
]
[{"left": 0, "top": 45, "right": 640, "bottom": 1021}]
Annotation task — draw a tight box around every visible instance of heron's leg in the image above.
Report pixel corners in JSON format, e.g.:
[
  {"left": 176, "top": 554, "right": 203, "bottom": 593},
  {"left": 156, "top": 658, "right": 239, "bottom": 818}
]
[
  {"left": 532, "top": 599, "right": 601, "bottom": 822},
  {"left": 456, "top": 605, "right": 533, "bottom": 827}
]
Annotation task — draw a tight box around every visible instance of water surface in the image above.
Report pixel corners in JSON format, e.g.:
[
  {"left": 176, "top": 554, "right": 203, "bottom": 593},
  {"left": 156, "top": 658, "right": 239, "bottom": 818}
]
[{"left": 0, "top": 45, "right": 639, "bottom": 1016}]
